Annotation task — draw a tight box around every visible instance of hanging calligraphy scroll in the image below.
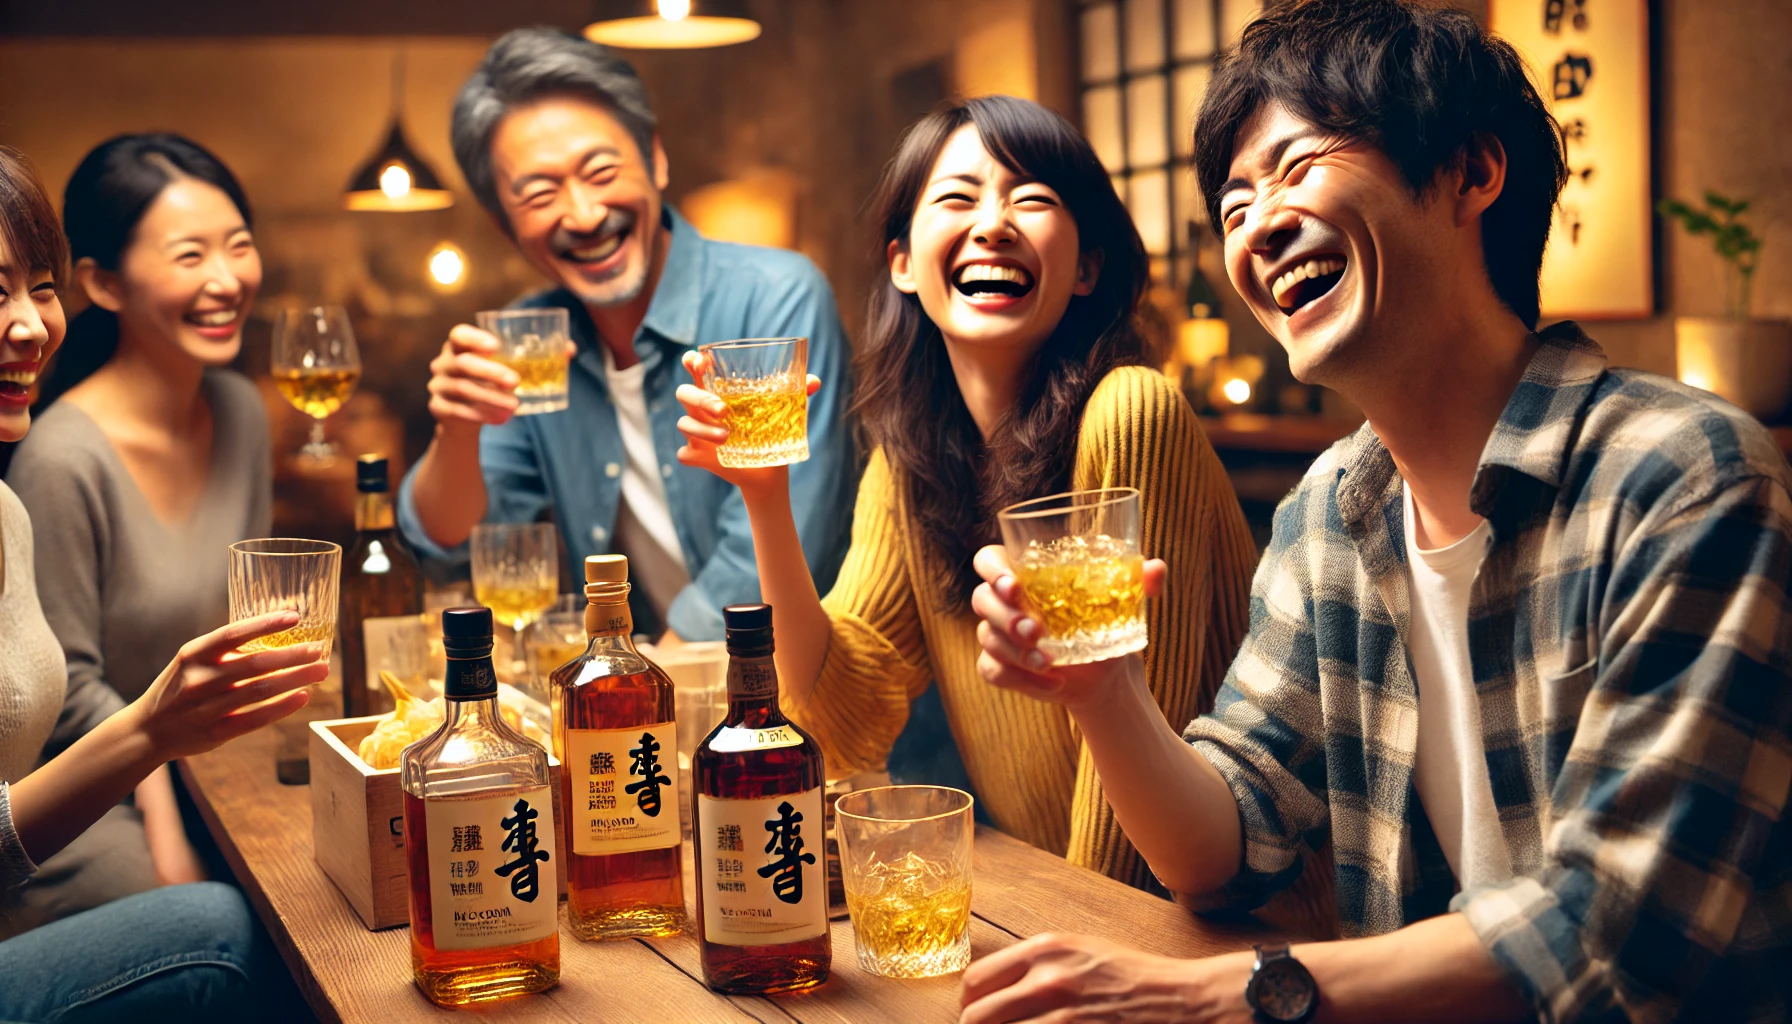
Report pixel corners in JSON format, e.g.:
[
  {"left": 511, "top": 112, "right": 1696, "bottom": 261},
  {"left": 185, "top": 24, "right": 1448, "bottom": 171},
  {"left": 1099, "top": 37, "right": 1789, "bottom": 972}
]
[{"left": 1491, "top": 0, "right": 1653, "bottom": 318}]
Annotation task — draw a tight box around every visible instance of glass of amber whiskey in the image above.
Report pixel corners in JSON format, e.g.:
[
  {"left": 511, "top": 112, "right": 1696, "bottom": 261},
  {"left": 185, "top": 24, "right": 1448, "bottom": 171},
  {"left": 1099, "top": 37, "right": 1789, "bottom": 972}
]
[
  {"left": 835, "top": 785, "right": 975, "bottom": 979},
  {"left": 696, "top": 337, "right": 810, "bottom": 468},
  {"left": 998, "top": 487, "right": 1147, "bottom": 665},
  {"left": 476, "top": 308, "right": 572, "bottom": 415},
  {"left": 228, "top": 538, "right": 343, "bottom": 783}
]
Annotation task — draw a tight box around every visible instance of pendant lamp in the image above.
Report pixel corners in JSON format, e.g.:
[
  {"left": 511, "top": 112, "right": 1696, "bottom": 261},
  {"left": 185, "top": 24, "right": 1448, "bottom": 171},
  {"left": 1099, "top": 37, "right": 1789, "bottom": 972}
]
[
  {"left": 584, "top": 0, "right": 762, "bottom": 49},
  {"left": 344, "top": 53, "right": 454, "bottom": 212}
]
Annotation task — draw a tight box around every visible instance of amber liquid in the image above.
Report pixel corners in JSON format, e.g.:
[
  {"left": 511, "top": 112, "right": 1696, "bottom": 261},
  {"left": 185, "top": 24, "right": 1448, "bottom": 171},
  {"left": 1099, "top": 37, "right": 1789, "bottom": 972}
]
[
  {"left": 474, "top": 581, "right": 558, "bottom": 632},
  {"left": 493, "top": 351, "right": 571, "bottom": 395},
  {"left": 692, "top": 665, "right": 830, "bottom": 994},
  {"left": 551, "top": 650, "right": 686, "bottom": 940},
  {"left": 711, "top": 376, "right": 808, "bottom": 468},
  {"left": 238, "top": 621, "right": 336, "bottom": 654},
  {"left": 403, "top": 792, "right": 559, "bottom": 1006},
  {"left": 1013, "top": 534, "right": 1147, "bottom": 663},
  {"left": 843, "top": 859, "right": 973, "bottom": 977},
  {"left": 274, "top": 367, "right": 360, "bottom": 418}
]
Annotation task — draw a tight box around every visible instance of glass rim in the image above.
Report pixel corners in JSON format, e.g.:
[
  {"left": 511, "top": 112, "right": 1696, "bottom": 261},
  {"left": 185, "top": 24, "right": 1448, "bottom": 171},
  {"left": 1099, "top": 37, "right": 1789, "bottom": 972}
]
[
  {"left": 996, "top": 486, "right": 1141, "bottom": 523},
  {"left": 476, "top": 307, "right": 569, "bottom": 322},
  {"left": 276, "top": 303, "right": 349, "bottom": 321},
  {"left": 228, "top": 538, "right": 342, "bottom": 557},
  {"left": 696, "top": 336, "right": 806, "bottom": 352},
  {"left": 470, "top": 521, "right": 558, "bottom": 538},
  {"left": 834, "top": 784, "right": 975, "bottom": 825}
]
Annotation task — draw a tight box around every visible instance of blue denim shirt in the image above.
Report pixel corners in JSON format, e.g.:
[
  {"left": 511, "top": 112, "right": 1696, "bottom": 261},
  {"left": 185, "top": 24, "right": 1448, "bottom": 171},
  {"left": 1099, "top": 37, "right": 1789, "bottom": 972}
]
[{"left": 398, "top": 207, "right": 860, "bottom": 640}]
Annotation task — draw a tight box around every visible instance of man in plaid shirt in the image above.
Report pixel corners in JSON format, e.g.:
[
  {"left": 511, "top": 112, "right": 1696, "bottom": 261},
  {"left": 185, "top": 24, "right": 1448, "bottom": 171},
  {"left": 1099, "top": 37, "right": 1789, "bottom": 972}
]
[{"left": 960, "top": 2, "right": 1789, "bottom": 1023}]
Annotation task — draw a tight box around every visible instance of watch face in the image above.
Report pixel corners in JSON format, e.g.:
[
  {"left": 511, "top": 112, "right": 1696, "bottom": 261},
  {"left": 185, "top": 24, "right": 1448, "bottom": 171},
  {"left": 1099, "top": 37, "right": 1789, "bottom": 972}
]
[{"left": 1252, "top": 959, "right": 1316, "bottom": 1021}]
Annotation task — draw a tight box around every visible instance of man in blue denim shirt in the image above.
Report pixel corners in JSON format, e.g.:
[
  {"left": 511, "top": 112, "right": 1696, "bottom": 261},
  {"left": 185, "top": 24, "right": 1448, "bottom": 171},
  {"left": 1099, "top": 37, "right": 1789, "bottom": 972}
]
[{"left": 399, "top": 28, "right": 857, "bottom": 641}]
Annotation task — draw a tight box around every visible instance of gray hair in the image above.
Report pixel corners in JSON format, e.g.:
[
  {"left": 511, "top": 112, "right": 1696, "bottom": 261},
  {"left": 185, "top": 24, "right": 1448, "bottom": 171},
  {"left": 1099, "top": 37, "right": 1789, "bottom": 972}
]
[{"left": 451, "top": 27, "right": 658, "bottom": 229}]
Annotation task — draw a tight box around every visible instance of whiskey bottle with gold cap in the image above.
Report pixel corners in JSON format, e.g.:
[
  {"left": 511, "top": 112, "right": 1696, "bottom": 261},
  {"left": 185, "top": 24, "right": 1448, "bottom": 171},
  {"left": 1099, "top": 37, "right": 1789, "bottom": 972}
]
[{"left": 549, "top": 554, "right": 686, "bottom": 940}]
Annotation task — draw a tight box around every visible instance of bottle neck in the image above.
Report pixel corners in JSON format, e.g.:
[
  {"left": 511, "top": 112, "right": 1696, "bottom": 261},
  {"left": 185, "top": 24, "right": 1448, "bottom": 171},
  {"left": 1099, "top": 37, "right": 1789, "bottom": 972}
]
[
  {"left": 444, "top": 648, "right": 498, "bottom": 702},
  {"left": 724, "top": 650, "right": 784, "bottom": 728},
  {"left": 585, "top": 598, "right": 634, "bottom": 642},
  {"left": 356, "top": 490, "right": 396, "bottom": 532}
]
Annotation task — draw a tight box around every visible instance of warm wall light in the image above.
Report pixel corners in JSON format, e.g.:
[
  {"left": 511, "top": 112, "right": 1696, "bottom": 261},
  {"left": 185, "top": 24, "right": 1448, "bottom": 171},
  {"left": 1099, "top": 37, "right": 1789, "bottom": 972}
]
[
  {"left": 345, "top": 53, "right": 454, "bottom": 212},
  {"left": 1207, "top": 354, "right": 1265, "bottom": 411},
  {"left": 427, "top": 242, "right": 466, "bottom": 291},
  {"left": 1222, "top": 377, "right": 1252, "bottom": 405},
  {"left": 584, "top": 0, "right": 762, "bottom": 48}
]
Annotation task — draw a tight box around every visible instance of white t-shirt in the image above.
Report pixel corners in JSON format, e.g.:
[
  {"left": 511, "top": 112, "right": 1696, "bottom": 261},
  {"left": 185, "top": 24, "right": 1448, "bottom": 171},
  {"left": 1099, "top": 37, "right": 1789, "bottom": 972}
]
[
  {"left": 1403, "top": 483, "right": 1512, "bottom": 892},
  {"left": 602, "top": 349, "right": 691, "bottom": 626}
]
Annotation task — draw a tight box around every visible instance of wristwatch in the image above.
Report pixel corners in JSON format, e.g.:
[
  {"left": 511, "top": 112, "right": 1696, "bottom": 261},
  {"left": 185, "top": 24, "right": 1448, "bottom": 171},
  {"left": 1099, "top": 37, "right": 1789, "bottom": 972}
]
[{"left": 1244, "top": 943, "right": 1318, "bottom": 1024}]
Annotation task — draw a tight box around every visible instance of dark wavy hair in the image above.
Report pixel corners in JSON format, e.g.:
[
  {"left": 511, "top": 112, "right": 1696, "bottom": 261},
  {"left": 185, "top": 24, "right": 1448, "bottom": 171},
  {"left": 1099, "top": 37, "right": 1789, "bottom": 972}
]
[
  {"left": 36, "top": 133, "right": 252, "bottom": 409},
  {"left": 855, "top": 95, "right": 1148, "bottom": 609},
  {"left": 1194, "top": 0, "right": 1566, "bottom": 328}
]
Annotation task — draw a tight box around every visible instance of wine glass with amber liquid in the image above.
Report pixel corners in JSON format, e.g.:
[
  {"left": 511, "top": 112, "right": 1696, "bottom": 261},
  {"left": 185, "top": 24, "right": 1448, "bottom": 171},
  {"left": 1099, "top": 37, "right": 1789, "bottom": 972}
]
[
  {"left": 273, "top": 305, "right": 362, "bottom": 464},
  {"left": 471, "top": 522, "right": 560, "bottom": 672},
  {"left": 549, "top": 555, "right": 686, "bottom": 941}
]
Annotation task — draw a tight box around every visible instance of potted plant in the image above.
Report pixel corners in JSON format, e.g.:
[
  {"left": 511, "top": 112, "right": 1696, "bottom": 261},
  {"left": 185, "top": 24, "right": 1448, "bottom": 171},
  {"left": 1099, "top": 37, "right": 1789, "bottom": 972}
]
[{"left": 1660, "top": 191, "right": 1791, "bottom": 419}]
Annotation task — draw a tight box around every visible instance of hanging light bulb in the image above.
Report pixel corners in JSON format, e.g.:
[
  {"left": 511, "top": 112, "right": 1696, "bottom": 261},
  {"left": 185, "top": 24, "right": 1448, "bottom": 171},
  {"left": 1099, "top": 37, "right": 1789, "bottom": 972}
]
[
  {"left": 428, "top": 242, "right": 467, "bottom": 290},
  {"left": 345, "top": 52, "right": 454, "bottom": 212},
  {"left": 584, "top": 0, "right": 761, "bottom": 49},
  {"left": 380, "top": 164, "right": 413, "bottom": 200}
]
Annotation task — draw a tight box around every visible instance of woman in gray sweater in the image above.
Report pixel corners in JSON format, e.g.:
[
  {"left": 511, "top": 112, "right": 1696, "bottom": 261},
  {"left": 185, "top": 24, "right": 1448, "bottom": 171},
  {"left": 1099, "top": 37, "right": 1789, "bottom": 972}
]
[
  {"left": 6, "top": 133, "right": 271, "bottom": 924},
  {"left": 0, "top": 145, "right": 316, "bottom": 1021}
]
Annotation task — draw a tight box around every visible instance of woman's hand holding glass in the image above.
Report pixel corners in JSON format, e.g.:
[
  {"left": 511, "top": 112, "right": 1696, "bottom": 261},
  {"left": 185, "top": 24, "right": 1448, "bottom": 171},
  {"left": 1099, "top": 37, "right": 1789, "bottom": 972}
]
[
  {"left": 970, "top": 544, "right": 1167, "bottom": 710},
  {"left": 674, "top": 349, "right": 822, "bottom": 499},
  {"left": 125, "top": 610, "right": 330, "bottom": 762}
]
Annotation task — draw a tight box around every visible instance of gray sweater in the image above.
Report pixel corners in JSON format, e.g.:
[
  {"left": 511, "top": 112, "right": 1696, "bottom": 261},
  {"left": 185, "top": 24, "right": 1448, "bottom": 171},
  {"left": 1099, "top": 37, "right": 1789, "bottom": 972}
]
[
  {"left": 0, "top": 481, "right": 73, "bottom": 888},
  {"left": 7, "top": 370, "right": 272, "bottom": 758}
]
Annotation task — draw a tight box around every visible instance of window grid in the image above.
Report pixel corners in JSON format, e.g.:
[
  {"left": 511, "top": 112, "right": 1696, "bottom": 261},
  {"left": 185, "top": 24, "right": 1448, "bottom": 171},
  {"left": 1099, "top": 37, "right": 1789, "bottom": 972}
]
[{"left": 1078, "top": 0, "right": 1226, "bottom": 291}]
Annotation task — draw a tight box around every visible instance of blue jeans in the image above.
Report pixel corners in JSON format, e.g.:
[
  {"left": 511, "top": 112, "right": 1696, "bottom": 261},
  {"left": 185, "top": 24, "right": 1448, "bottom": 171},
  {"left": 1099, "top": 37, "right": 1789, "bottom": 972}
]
[{"left": 0, "top": 882, "right": 292, "bottom": 1023}]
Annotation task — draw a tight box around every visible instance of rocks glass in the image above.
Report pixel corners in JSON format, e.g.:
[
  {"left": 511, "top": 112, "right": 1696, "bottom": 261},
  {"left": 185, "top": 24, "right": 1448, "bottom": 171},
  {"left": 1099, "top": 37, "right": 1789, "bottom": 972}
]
[
  {"left": 477, "top": 308, "right": 572, "bottom": 415},
  {"left": 696, "top": 337, "right": 809, "bottom": 468},
  {"left": 997, "top": 487, "right": 1147, "bottom": 665},
  {"left": 836, "top": 785, "right": 975, "bottom": 978}
]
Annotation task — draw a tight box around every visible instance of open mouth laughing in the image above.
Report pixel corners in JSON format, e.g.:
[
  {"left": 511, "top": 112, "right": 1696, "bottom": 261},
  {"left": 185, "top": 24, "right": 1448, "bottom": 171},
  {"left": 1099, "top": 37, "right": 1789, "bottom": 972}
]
[
  {"left": 1269, "top": 254, "right": 1346, "bottom": 316},
  {"left": 552, "top": 210, "right": 636, "bottom": 275},
  {"left": 0, "top": 362, "right": 37, "bottom": 406},
  {"left": 953, "top": 260, "right": 1036, "bottom": 301},
  {"left": 184, "top": 305, "right": 245, "bottom": 340}
]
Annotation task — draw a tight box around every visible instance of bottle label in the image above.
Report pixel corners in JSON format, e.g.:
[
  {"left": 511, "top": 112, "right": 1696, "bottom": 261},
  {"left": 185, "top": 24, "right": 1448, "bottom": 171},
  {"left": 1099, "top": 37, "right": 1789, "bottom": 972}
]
[
  {"left": 564, "top": 724, "right": 680, "bottom": 856},
  {"left": 697, "top": 788, "right": 827, "bottom": 947},
  {"left": 425, "top": 786, "right": 558, "bottom": 951},
  {"left": 705, "top": 724, "right": 806, "bottom": 754},
  {"left": 728, "top": 657, "right": 778, "bottom": 700}
]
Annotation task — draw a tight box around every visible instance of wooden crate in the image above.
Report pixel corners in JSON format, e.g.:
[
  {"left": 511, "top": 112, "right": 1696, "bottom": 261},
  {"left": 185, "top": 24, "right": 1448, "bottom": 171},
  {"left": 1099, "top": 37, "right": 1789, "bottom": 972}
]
[{"left": 308, "top": 716, "right": 565, "bottom": 931}]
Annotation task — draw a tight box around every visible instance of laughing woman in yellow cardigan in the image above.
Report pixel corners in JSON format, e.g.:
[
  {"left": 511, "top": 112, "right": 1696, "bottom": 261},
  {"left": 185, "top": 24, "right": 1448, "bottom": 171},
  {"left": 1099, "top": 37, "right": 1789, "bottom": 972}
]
[{"left": 675, "top": 96, "right": 1257, "bottom": 890}]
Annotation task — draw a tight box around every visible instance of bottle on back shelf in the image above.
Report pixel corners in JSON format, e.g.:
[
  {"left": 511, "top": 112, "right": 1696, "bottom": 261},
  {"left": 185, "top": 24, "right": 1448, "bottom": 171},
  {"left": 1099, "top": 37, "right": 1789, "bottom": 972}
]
[
  {"left": 551, "top": 554, "right": 686, "bottom": 940},
  {"left": 402, "top": 606, "right": 559, "bottom": 1008},
  {"left": 692, "top": 603, "right": 830, "bottom": 994},
  {"left": 341, "top": 453, "right": 423, "bottom": 717}
]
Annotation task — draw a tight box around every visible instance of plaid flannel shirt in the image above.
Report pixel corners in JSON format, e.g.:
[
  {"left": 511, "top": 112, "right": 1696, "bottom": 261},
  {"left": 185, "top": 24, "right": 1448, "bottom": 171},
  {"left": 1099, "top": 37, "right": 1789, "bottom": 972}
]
[{"left": 1183, "top": 323, "right": 1792, "bottom": 1023}]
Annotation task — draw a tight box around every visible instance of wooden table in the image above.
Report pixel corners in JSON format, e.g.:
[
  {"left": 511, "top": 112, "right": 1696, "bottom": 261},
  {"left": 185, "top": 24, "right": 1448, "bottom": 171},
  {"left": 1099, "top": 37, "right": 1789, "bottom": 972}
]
[{"left": 182, "top": 730, "right": 1275, "bottom": 1023}]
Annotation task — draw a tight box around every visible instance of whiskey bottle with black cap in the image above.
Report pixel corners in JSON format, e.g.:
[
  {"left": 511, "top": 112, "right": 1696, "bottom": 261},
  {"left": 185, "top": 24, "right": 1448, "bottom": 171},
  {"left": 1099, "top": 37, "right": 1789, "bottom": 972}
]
[
  {"left": 402, "top": 606, "right": 559, "bottom": 1007},
  {"left": 692, "top": 603, "right": 830, "bottom": 993}
]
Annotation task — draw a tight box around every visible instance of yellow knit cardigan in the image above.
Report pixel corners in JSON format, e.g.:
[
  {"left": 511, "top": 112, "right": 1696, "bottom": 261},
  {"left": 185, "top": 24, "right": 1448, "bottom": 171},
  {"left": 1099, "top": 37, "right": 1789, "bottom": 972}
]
[{"left": 784, "top": 365, "right": 1259, "bottom": 889}]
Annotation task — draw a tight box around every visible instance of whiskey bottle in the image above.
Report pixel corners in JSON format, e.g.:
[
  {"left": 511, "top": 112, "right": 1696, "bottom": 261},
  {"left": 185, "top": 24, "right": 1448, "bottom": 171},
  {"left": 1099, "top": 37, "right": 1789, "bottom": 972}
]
[
  {"left": 402, "top": 606, "right": 559, "bottom": 1007},
  {"left": 550, "top": 554, "right": 686, "bottom": 940},
  {"left": 692, "top": 604, "right": 830, "bottom": 994},
  {"left": 341, "top": 454, "right": 423, "bottom": 717}
]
